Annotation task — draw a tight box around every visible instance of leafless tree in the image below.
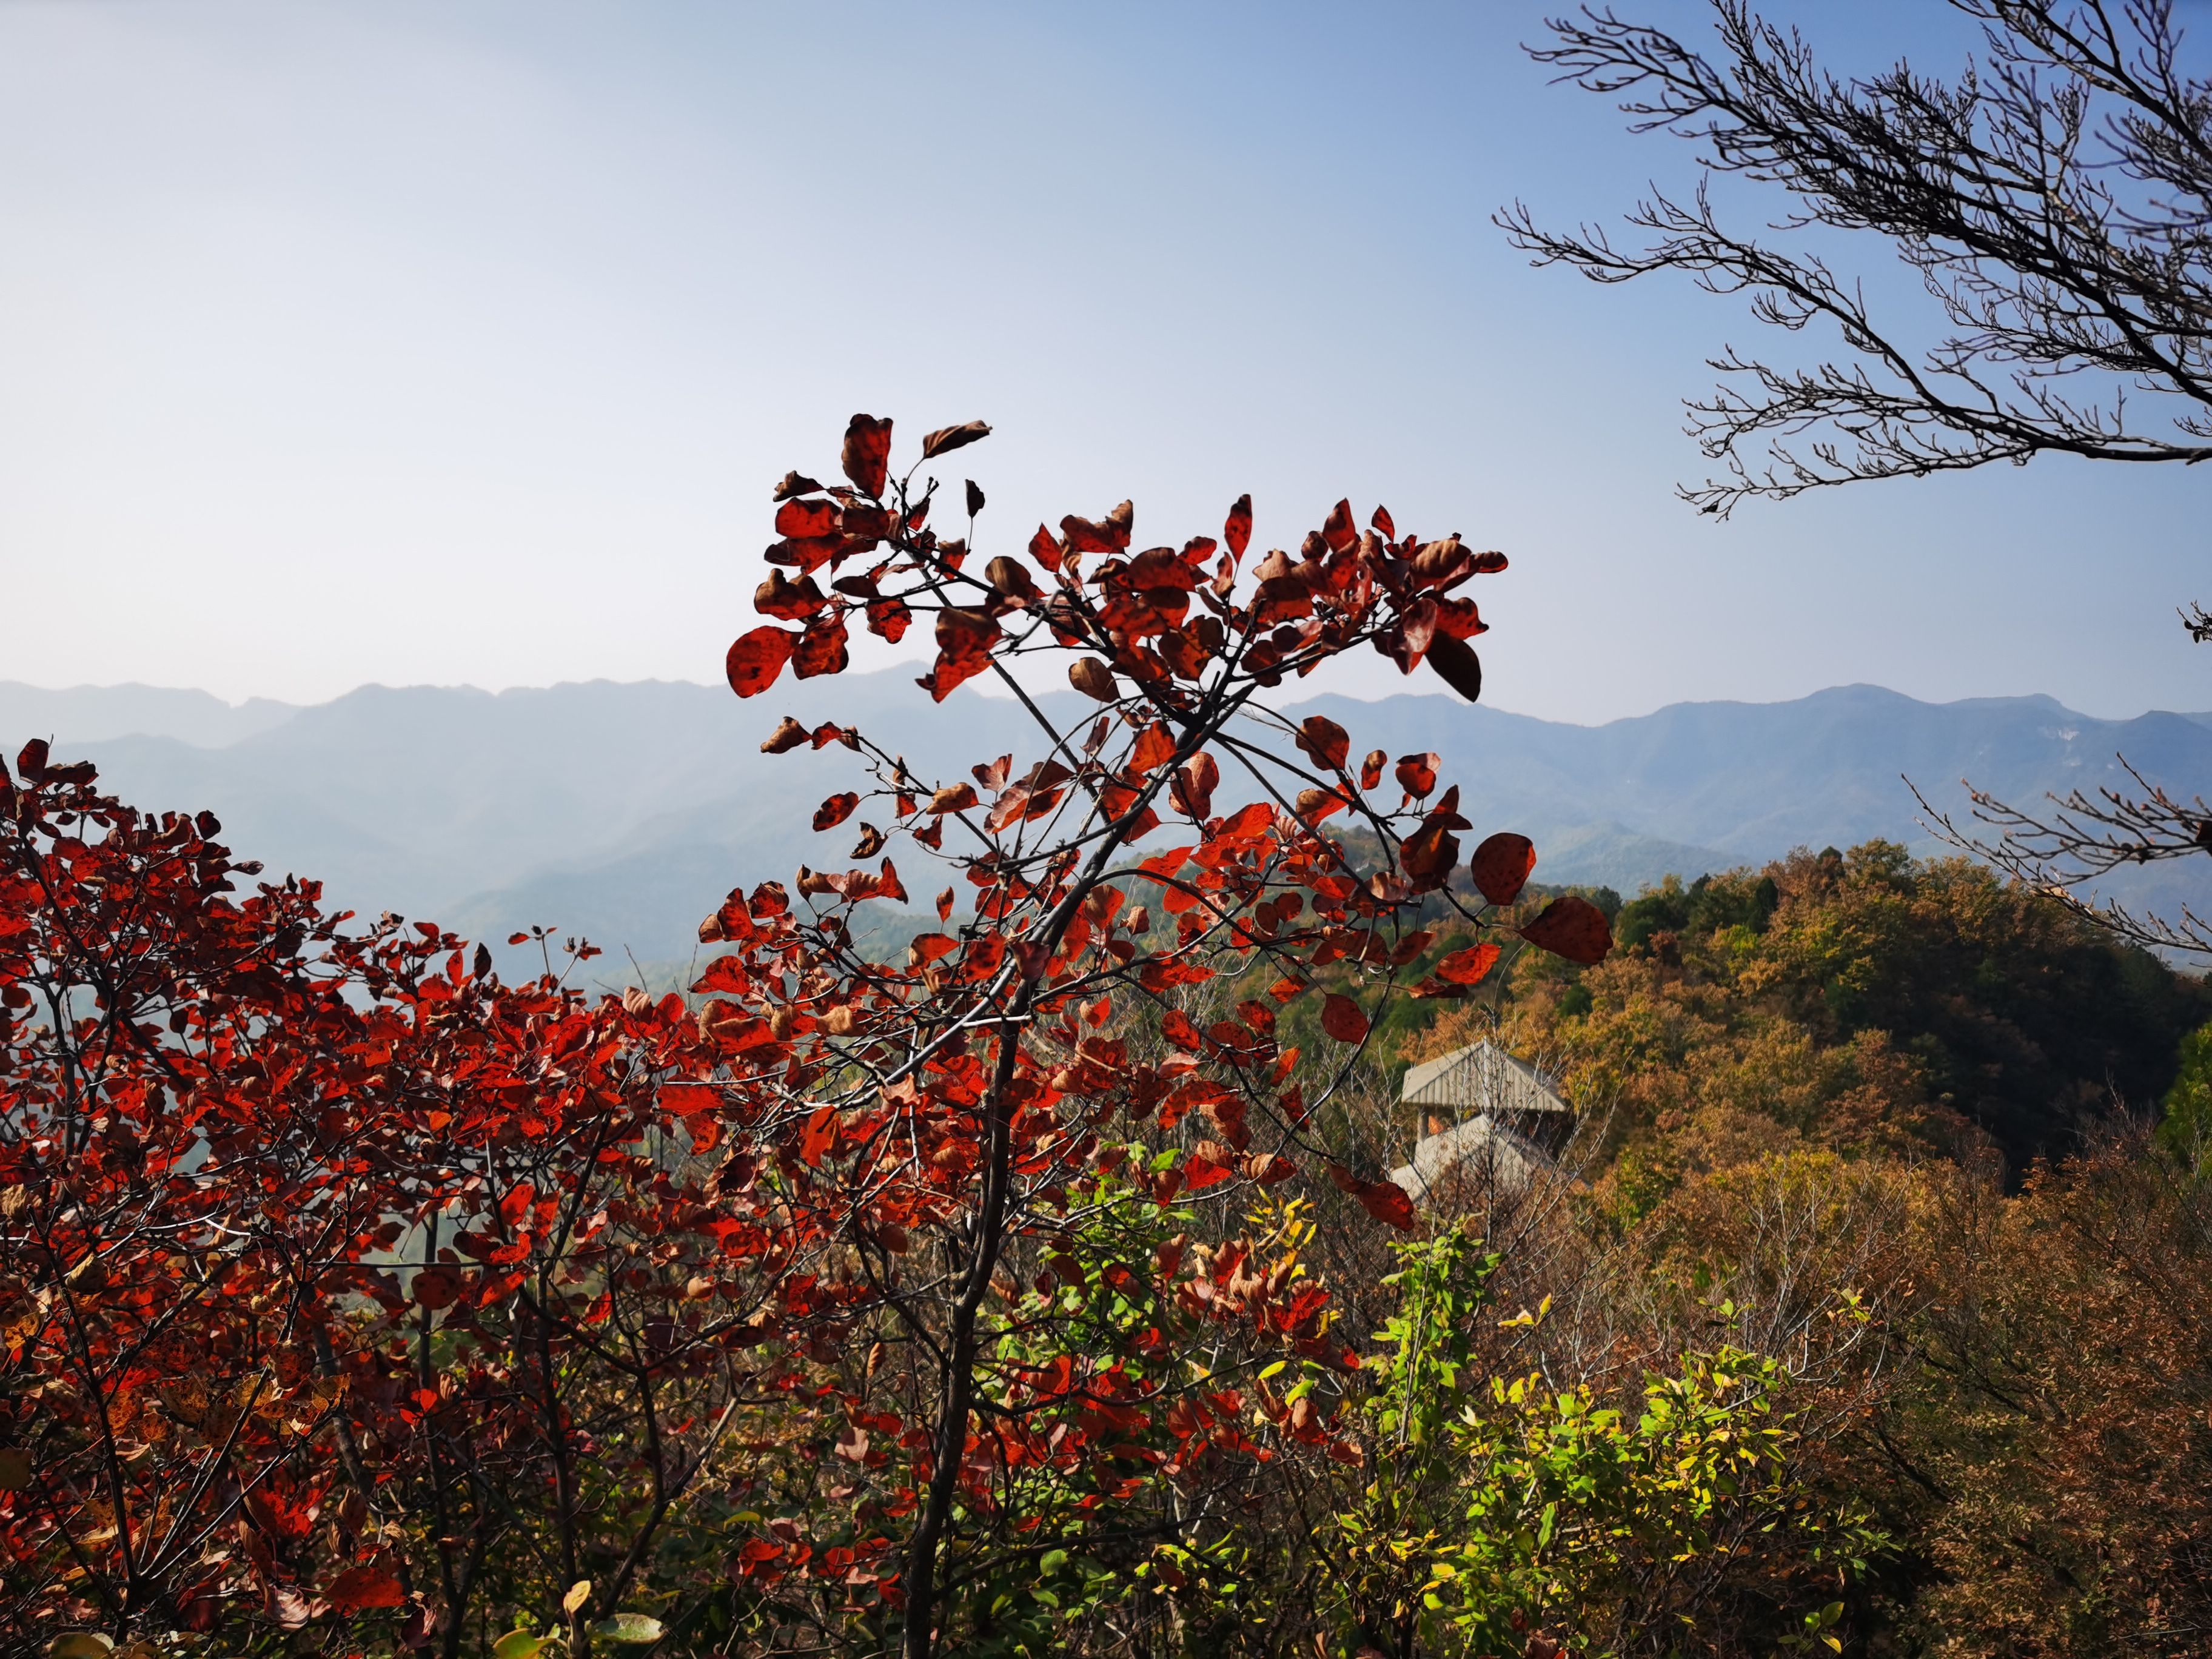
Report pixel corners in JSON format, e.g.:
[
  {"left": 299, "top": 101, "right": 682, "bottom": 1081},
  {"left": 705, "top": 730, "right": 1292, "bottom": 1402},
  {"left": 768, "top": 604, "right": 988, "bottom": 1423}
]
[
  {"left": 1911, "top": 764, "right": 2212, "bottom": 954},
  {"left": 1506, "top": 1, "right": 2212, "bottom": 950},
  {"left": 1501, "top": 0, "right": 2212, "bottom": 516}
]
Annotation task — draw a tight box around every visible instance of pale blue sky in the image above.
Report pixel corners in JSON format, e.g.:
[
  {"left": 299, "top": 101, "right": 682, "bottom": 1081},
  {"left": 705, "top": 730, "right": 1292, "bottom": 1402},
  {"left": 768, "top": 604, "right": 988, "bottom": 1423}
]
[{"left": 2, "top": 0, "right": 2205, "bottom": 722}]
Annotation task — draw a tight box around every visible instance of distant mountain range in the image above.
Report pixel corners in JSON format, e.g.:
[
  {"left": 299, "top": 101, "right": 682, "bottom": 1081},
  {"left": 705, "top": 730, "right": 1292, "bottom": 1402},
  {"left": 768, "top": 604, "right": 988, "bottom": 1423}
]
[{"left": 8, "top": 675, "right": 2211, "bottom": 972}]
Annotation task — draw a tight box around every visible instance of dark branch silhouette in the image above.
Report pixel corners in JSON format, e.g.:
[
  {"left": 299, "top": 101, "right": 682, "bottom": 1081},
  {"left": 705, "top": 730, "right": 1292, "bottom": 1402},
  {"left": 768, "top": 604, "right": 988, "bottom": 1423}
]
[
  {"left": 1912, "top": 764, "right": 2212, "bottom": 956},
  {"left": 1500, "top": 1, "right": 2212, "bottom": 518},
  {"left": 1509, "top": 1, "right": 2212, "bottom": 953}
]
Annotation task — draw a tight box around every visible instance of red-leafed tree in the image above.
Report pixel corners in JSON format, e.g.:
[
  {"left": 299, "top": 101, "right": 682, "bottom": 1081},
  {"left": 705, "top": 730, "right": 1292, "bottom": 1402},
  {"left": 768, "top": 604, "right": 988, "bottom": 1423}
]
[
  {"left": 1, "top": 418, "right": 1612, "bottom": 1659},
  {"left": 704, "top": 414, "right": 1612, "bottom": 1658},
  {"left": 0, "top": 751, "right": 818, "bottom": 1658},
  {"left": 0, "top": 745, "right": 390, "bottom": 1649}
]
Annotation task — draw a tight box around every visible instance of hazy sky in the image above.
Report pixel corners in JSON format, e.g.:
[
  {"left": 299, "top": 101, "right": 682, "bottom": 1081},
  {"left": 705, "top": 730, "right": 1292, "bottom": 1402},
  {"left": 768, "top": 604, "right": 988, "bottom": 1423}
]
[{"left": 2, "top": 0, "right": 2205, "bottom": 723}]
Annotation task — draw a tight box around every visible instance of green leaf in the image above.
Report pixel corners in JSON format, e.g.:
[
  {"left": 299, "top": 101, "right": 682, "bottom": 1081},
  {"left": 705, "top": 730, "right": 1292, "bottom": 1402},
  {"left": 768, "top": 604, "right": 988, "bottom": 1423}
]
[
  {"left": 492, "top": 1632, "right": 551, "bottom": 1659},
  {"left": 594, "top": 1614, "right": 666, "bottom": 1646},
  {"left": 49, "top": 1638, "right": 114, "bottom": 1659},
  {"left": 1039, "top": 1549, "right": 1069, "bottom": 1577}
]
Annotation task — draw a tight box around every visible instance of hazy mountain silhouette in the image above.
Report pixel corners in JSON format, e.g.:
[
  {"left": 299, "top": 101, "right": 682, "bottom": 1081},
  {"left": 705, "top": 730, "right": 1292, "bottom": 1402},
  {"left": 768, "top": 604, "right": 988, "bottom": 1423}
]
[{"left": 10, "top": 675, "right": 2210, "bottom": 969}]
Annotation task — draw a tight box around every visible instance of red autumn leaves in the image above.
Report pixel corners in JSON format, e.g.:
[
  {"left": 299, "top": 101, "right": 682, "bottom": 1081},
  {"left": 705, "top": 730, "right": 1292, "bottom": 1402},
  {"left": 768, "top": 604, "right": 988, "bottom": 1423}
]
[
  {"left": 732, "top": 414, "right": 1618, "bottom": 999},
  {"left": 1319, "top": 993, "right": 1370, "bottom": 1044},
  {"left": 727, "top": 412, "right": 1511, "bottom": 712},
  {"left": 1518, "top": 895, "right": 1614, "bottom": 965},
  {"left": 727, "top": 625, "right": 794, "bottom": 697},
  {"left": 727, "top": 414, "right": 1613, "bottom": 1244}
]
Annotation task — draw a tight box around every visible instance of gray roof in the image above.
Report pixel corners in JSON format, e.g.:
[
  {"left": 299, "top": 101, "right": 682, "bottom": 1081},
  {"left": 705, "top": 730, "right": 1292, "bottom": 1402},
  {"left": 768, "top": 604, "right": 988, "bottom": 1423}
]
[
  {"left": 1399, "top": 1039, "right": 1570, "bottom": 1115},
  {"left": 1387, "top": 1113, "right": 1548, "bottom": 1202}
]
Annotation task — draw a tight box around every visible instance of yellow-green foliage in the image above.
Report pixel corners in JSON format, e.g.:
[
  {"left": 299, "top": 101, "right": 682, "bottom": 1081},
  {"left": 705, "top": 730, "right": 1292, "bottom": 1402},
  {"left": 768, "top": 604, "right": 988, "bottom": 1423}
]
[
  {"left": 1316, "top": 1226, "right": 1882, "bottom": 1658},
  {"left": 1414, "top": 843, "right": 2207, "bottom": 1188}
]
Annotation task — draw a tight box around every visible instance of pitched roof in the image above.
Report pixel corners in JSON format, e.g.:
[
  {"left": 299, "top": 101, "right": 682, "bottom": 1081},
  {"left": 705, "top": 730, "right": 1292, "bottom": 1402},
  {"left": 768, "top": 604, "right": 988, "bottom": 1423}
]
[
  {"left": 1387, "top": 1112, "right": 1548, "bottom": 1202},
  {"left": 1398, "top": 1039, "right": 1569, "bottom": 1115}
]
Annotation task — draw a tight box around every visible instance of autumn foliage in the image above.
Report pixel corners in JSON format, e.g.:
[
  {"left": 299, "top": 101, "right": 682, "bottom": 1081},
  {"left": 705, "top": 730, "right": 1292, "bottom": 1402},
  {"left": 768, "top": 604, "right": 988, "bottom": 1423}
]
[
  {"left": 13, "top": 413, "right": 2194, "bottom": 1659},
  {"left": 2, "top": 417, "right": 1625, "bottom": 1658}
]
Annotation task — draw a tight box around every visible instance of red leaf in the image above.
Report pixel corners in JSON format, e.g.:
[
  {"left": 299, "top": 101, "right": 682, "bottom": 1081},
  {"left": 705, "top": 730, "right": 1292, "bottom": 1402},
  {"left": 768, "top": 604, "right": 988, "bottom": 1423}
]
[
  {"left": 929, "top": 783, "right": 979, "bottom": 814},
  {"left": 1371, "top": 503, "right": 1396, "bottom": 540},
  {"left": 776, "top": 498, "right": 839, "bottom": 538},
  {"left": 498, "top": 1180, "right": 537, "bottom": 1228},
  {"left": 936, "top": 605, "right": 1001, "bottom": 663},
  {"left": 1519, "top": 895, "right": 1612, "bottom": 965},
  {"left": 755, "top": 569, "right": 828, "bottom": 620},
  {"left": 761, "top": 716, "right": 809, "bottom": 754},
  {"left": 840, "top": 414, "right": 893, "bottom": 497},
  {"left": 1469, "top": 833, "right": 1537, "bottom": 905},
  {"left": 1295, "top": 715, "right": 1349, "bottom": 771},
  {"left": 919, "top": 655, "right": 990, "bottom": 701},
  {"left": 1171, "top": 753, "right": 1219, "bottom": 820},
  {"left": 843, "top": 504, "right": 895, "bottom": 541},
  {"left": 1319, "top": 994, "right": 1369, "bottom": 1044},
  {"left": 921, "top": 419, "right": 991, "bottom": 458},
  {"left": 1295, "top": 786, "right": 1347, "bottom": 822},
  {"left": 1320, "top": 498, "right": 1356, "bottom": 554},
  {"left": 1399, "top": 819, "right": 1461, "bottom": 893},
  {"left": 1224, "top": 494, "right": 1252, "bottom": 560},
  {"left": 1184, "top": 1142, "right": 1235, "bottom": 1190},
  {"left": 1329, "top": 1165, "right": 1416, "bottom": 1231},
  {"left": 1131, "top": 722, "right": 1178, "bottom": 773},
  {"left": 1410, "top": 534, "right": 1475, "bottom": 591},
  {"left": 813, "top": 793, "right": 859, "bottom": 832},
  {"left": 800, "top": 1105, "right": 839, "bottom": 1168},
  {"left": 1395, "top": 752, "right": 1439, "bottom": 799},
  {"left": 1425, "top": 630, "right": 1483, "bottom": 703},
  {"left": 1161, "top": 1010, "right": 1205, "bottom": 1053},
  {"left": 983, "top": 785, "right": 1033, "bottom": 834},
  {"left": 1061, "top": 509, "right": 1127, "bottom": 554},
  {"left": 1434, "top": 596, "right": 1487, "bottom": 640},
  {"left": 1216, "top": 800, "right": 1273, "bottom": 840},
  {"left": 866, "top": 594, "right": 912, "bottom": 643},
  {"left": 793, "top": 615, "right": 850, "bottom": 679},
  {"left": 1359, "top": 749, "right": 1385, "bottom": 791},
  {"left": 1069, "top": 658, "right": 1118, "bottom": 702},
  {"left": 985, "top": 555, "right": 1039, "bottom": 605},
  {"left": 908, "top": 931, "right": 957, "bottom": 965},
  {"left": 1433, "top": 942, "right": 1501, "bottom": 986},
  {"left": 326, "top": 1566, "right": 406, "bottom": 1614},
  {"left": 726, "top": 627, "right": 796, "bottom": 699},
  {"left": 1028, "top": 523, "right": 1064, "bottom": 575}
]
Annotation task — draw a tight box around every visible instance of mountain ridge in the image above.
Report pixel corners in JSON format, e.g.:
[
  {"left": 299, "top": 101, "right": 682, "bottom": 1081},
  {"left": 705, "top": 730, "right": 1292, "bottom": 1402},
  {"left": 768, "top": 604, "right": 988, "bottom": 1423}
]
[{"left": 8, "top": 675, "right": 2208, "bottom": 968}]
